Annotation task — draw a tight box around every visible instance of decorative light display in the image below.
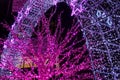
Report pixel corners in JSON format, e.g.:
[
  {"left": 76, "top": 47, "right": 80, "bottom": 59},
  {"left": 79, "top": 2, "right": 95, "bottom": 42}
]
[{"left": 0, "top": 0, "right": 120, "bottom": 80}]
